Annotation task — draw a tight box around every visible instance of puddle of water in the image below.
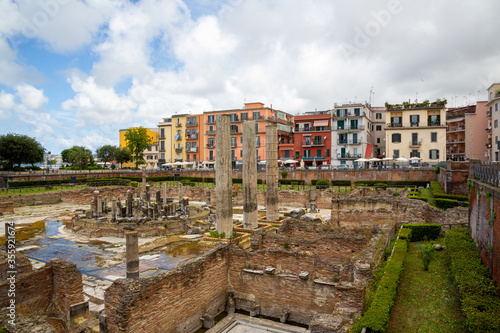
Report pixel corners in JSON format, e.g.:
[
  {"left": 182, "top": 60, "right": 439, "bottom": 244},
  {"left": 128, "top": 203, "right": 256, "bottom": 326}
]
[
  {"left": 0, "top": 220, "right": 47, "bottom": 245},
  {"left": 18, "top": 219, "right": 198, "bottom": 281}
]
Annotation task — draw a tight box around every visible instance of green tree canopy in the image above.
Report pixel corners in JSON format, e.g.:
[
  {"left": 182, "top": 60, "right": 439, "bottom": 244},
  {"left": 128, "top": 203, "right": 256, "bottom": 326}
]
[
  {"left": 115, "top": 147, "right": 132, "bottom": 168},
  {"left": 96, "top": 145, "right": 118, "bottom": 167},
  {"left": 0, "top": 133, "right": 45, "bottom": 170},
  {"left": 61, "top": 146, "right": 94, "bottom": 169},
  {"left": 124, "top": 127, "right": 152, "bottom": 168}
]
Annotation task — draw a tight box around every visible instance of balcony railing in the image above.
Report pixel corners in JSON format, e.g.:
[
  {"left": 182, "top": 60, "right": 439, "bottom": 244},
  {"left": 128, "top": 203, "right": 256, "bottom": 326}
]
[
  {"left": 175, "top": 122, "right": 182, "bottom": 127},
  {"left": 386, "top": 122, "right": 443, "bottom": 128},
  {"left": 337, "top": 153, "right": 362, "bottom": 159},
  {"left": 295, "top": 126, "right": 331, "bottom": 132},
  {"left": 186, "top": 121, "right": 198, "bottom": 127},
  {"left": 187, "top": 147, "right": 198, "bottom": 153},
  {"left": 409, "top": 141, "right": 422, "bottom": 147},
  {"left": 333, "top": 124, "right": 365, "bottom": 131},
  {"left": 206, "top": 144, "right": 215, "bottom": 149},
  {"left": 333, "top": 111, "right": 366, "bottom": 117},
  {"left": 206, "top": 130, "right": 216, "bottom": 135},
  {"left": 175, "top": 147, "right": 183, "bottom": 153},
  {"left": 207, "top": 119, "right": 215, "bottom": 124}
]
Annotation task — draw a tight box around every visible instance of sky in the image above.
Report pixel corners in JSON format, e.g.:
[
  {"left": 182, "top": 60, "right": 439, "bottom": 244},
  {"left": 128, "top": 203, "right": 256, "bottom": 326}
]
[{"left": 1, "top": 0, "right": 500, "bottom": 154}]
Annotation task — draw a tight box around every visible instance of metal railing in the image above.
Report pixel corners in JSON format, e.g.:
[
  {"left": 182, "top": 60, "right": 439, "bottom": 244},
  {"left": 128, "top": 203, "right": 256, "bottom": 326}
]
[{"left": 472, "top": 162, "right": 500, "bottom": 186}]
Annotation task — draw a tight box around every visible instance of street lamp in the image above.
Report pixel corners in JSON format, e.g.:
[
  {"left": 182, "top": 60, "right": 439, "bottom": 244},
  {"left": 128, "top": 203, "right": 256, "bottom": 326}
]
[{"left": 46, "top": 151, "right": 51, "bottom": 172}]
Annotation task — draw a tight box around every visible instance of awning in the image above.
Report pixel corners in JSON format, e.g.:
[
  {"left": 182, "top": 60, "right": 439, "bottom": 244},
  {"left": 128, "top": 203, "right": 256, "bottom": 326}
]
[
  {"left": 314, "top": 120, "right": 329, "bottom": 127},
  {"left": 364, "top": 144, "right": 373, "bottom": 158}
]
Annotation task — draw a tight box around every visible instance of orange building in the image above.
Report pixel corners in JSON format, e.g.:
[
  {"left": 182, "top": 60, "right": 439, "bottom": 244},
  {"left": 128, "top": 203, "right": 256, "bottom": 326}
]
[{"left": 203, "top": 102, "right": 294, "bottom": 167}]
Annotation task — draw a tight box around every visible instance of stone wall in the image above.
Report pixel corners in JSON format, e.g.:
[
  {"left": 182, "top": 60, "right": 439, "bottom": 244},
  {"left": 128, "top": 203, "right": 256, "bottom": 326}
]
[
  {"left": 438, "top": 161, "right": 470, "bottom": 196},
  {"left": 468, "top": 179, "right": 500, "bottom": 288},
  {"left": 0, "top": 258, "right": 84, "bottom": 322},
  {"left": 0, "top": 192, "right": 61, "bottom": 208},
  {"left": 104, "top": 245, "right": 229, "bottom": 333},
  {"left": 330, "top": 187, "right": 468, "bottom": 228},
  {"left": 0, "top": 201, "right": 14, "bottom": 215}
]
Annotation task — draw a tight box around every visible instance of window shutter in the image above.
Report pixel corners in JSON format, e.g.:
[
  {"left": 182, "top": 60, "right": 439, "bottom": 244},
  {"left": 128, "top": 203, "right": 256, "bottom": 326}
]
[{"left": 437, "top": 150, "right": 439, "bottom": 159}]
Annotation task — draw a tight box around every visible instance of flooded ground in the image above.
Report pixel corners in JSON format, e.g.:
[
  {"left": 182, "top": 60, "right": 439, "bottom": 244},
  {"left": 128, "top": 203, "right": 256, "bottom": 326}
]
[{"left": 16, "top": 219, "right": 199, "bottom": 281}]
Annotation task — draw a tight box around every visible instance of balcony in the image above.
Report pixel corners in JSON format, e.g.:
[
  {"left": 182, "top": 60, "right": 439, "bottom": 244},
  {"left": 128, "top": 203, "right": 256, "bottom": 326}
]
[
  {"left": 486, "top": 127, "right": 492, "bottom": 133},
  {"left": 428, "top": 121, "right": 442, "bottom": 127},
  {"left": 175, "top": 122, "right": 182, "bottom": 127},
  {"left": 337, "top": 153, "right": 361, "bottom": 160},
  {"left": 295, "top": 126, "right": 331, "bottom": 133},
  {"left": 230, "top": 129, "right": 240, "bottom": 134},
  {"left": 334, "top": 124, "right": 365, "bottom": 131},
  {"left": 302, "top": 140, "right": 325, "bottom": 147},
  {"left": 333, "top": 111, "right": 366, "bottom": 117},
  {"left": 448, "top": 127, "right": 464, "bottom": 132},
  {"left": 206, "top": 130, "right": 216, "bottom": 135},
  {"left": 175, "top": 147, "right": 183, "bottom": 153},
  {"left": 186, "top": 121, "right": 198, "bottom": 127},
  {"left": 487, "top": 111, "right": 492, "bottom": 118},
  {"left": 206, "top": 144, "right": 215, "bottom": 149},
  {"left": 186, "top": 134, "right": 198, "bottom": 139},
  {"left": 386, "top": 123, "right": 403, "bottom": 128},
  {"left": 187, "top": 147, "right": 198, "bottom": 153},
  {"left": 207, "top": 119, "right": 215, "bottom": 124},
  {"left": 409, "top": 141, "right": 422, "bottom": 148}
]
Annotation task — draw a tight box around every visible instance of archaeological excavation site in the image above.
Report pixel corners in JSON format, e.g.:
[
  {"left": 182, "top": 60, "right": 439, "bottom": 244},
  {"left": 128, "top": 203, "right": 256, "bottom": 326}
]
[{"left": 0, "top": 118, "right": 471, "bottom": 333}]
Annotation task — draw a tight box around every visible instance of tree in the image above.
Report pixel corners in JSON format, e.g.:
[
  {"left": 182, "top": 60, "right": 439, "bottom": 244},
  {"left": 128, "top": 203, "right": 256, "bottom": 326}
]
[
  {"left": 61, "top": 146, "right": 94, "bottom": 169},
  {"left": 0, "top": 133, "right": 45, "bottom": 170},
  {"left": 124, "top": 127, "right": 152, "bottom": 168},
  {"left": 96, "top": 145, "right": 118, "bottom": 168},
  {"left": 115, "top": 147, "right": 132, "bottom": 168}
]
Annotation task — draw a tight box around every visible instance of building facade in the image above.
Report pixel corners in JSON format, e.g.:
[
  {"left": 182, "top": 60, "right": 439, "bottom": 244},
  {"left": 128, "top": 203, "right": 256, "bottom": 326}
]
[
  {"left": 331, "top": 103, "right": 374, "bottom": 168},
  {"left": 293, "top": 111, "right": 332, "bottom": 167},
  {"left": 486, "top": 83, "right": 500, "bottom": 161},
  {"left": 158, "top": 117, "right": 172, "bottom": 165},
  {"left": 203, "top": 102, "right": 294, "bottom": 167},
  {"left": 371, "top": 106, "right": 386, "bottom": 158},
  {"left": 385, "top": 100, "right": 446, "bottom": 163},
  {"left": 447, "top": 103, "right": 488, "bottom": 161}
]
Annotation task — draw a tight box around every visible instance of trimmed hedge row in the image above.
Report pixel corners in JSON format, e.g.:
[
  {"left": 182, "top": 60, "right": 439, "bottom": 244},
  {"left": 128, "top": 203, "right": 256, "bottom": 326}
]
[
  {"left": 435, "top": 198, "right": 467, "bottom": 210},
  {"left": 398, "top": 228, "right": 412, "bottom": 240},
  {"left": 430, "top": 180, "right": 445, "bottom": 195},
  {"left": 401, "top": 223, "right": 441, "bottom": 241},
  {"left": 353, "top": 238, "right": 408, "bottom": 332},
  {"left": 434, "top": 193, "right": 469, "bottom": 202},
  {"left": 310, "top": 179, "right": 351, "bottom": 186},
  {"left": 278, "top": 179, "right": 305, "bottom": 185},
  {"left": 446, "top": 228, "right": 500, "bottom": 332},
  {"left": 315, "top": 179, "right": 329, "bottom": 189},
  {"left": 354, "top": 180, "right": 430, "bottom": 187},
  {"left": 8, "top": 179, "right": 72, "bottom": 188}
]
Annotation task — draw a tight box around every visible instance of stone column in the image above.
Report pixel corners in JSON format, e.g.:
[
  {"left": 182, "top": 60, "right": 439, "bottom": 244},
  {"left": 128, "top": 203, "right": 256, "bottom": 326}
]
[
  {"left": 216, "top": 114, "right": 233, "bottom": 236},
  {"left": 145, "top": 184, "right": 150, "bottom": 203},
  {"left": 92, "top": 190, "right": 99, "bottom": 218},
  {"left": 126, "top": 190, "right": 133, "bottom": 217},
  {"left": 111, "top": 198, "right": 117, "bottom": 222},
  {"left": 243, "top": 120, "right": 258, "bottom": 229},
  {"left": 162, "top": 182, "right": 167, "bottom": 204},
  {"left": 141, "top": 165, "right": 147, "bottom": 193},
  {"left": 206, "top": 190, "right": 211, "bottom": 205},
  {"left": 97, "top": 196, "right": 102, "bottom": 218},
  {"left": 156, "top": 190, "right": 161, "bottom": 205},
  {"left": 125, "top": 231, "right": 139, "bottom": 279},
  {"left": 266, "top": 124, "right": 279, "bottom": 220}
]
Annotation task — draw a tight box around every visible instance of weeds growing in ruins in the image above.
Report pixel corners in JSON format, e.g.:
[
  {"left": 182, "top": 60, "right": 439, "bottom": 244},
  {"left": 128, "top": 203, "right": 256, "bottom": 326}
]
[{"left": 419, "top": 243, "right": 435, "bottom": 270}]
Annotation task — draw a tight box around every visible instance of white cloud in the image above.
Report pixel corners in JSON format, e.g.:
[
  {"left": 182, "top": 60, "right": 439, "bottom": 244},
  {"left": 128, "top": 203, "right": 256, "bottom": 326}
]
[{"left": 16, "top": 84, "right": 49, "bottom": 110}]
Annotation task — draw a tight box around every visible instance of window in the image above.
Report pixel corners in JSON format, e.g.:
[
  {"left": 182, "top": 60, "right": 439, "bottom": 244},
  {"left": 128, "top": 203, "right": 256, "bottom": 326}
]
[
  {"left": 376, "top": 125, "right": 382, "bottom": 131},
  {"left": 496, "top": 103, "right": 499, "bottom": 112},
  {"left": 326, "top": 149, "right": 330, "bottom": 157},
  {"left": 160, "top": 128, "right": 165, "bottom": 138},
  {"left": 209, "top": 150, "right": 214, "bottom": 160},
  {"left": 208, "top": 137, "right": 214, "bottom": 147},
  {"left": 240, "top": 150, "right": 242, "bottom": 157},
  {"left": 392, "top": 133, "right": 401, "bottom": 143},
  {"left": 314, "top": 136, "right": 322, "bottom": 145},
  {"left": 391, "top": 116, "right": 402, "bottom": 127},
  {"left": 305, "top": 136, "right": 311, "bottom": 145},
  {"left": 376, "top": 113, "right": 382, "bottom": 119},
  {"left": 495, "top": 120, "right": 498, "bottom": 128},
  {"left": 207, "top": 115, "right": 215, "bottom": 123},
  {"left": 231, "top": 150, "right": 236, "bottom": 160},
  {"left": 428, "top": 115, "right": 441, "bottom": 126},
  {"left": 429, "top": 149, "right": 439, "bottom": 159},
  {"left": 377, "top": 138, "right": 380, "bottom": 143},
  {"left": 304, "top": 150, "right": 311, "bottom": 158},
  {"left": 230, "top": 124, "right": 238, "bottom": 133},
  {"left": 352, "top": 133, "right": 358, "bottom": 144},
  {"left": 411, "top": 149, "right": 420, "bottom": 158},
  {"left": 209, "top": 125, "right": 214, "bottom": 132},
  {"left": 316, "top": 149, "right": 322, "bottom": 157},
  {"left": 241, "top": 112, "right": 248, "bottom": 120},
  {"left": 231, "top": 137, "right": 236, "bottom": 147},
  {"left": 354, "top": 108, "right": 360, "bottom": 116},
  {"left": 255, "top": 123, "right": 259, "bottom": 132},
  {"left": 410, "top": 114, "right": 420, "bottom": 127},
  {"left": 253, "top": 111, "right": 260, "bottom": 119},
  {"left": 230, "top": 113, "right": 238, "bottom": 121},
  {"left": 295, "top": 151, "right": 300, "bottom": 158},
  {"left": 256, "top": 136, "right": 261, "bottom": 147},
  {"left": 284, "top": 150, "right": 290, "bottom": 158},
  {"left": 431, "top": 132, "right": 437, "bottom": 142},
  {"left": 393, "top": 150, "right": 400, "bottom": 158}
]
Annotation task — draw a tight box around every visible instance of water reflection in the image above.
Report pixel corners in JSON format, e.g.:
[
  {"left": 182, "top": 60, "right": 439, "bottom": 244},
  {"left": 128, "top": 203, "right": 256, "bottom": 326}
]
[{"left": 19, "top": 219, "right": 198, "bottom": 281}]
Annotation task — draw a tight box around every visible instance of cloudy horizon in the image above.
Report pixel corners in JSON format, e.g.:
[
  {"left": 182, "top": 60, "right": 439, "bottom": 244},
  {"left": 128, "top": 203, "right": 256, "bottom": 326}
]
[{"left": 1, "top": 0, "right": 499, "bottom": 154}]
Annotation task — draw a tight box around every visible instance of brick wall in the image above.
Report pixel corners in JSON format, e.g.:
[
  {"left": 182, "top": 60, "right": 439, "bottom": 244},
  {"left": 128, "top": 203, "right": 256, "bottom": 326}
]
[
  {"left": 104, "top": 245, "right": 229, "bottom": 333},
  {"left": 468, "top": 180, "right": 500, "bottom": 288},
  {"left": 0, "top": 201, "right": 14, "bottom": 215},
  {"left": 0, "top": 258, "right": 83, "bottom": 321}
]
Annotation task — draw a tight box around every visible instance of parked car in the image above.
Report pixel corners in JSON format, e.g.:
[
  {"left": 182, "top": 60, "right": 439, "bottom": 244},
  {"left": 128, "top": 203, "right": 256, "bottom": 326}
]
[{"left": 333, "top": 164, "right": 349, "bottom": 170}]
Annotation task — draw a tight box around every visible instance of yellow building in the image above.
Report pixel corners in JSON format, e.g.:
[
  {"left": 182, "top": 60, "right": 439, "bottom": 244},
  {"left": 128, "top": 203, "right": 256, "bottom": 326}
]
[
  {"left": 119, "top": 127, "right": 159, "bottom": 168},
  {"left": 158, "top": 117, "right": 173, "bottom": 165},
  {"left": 385, "top": 100, "right": 447, "bottom": 164},
  {"left": 171, "top": 115, "right": 188, "bottom": 162}
]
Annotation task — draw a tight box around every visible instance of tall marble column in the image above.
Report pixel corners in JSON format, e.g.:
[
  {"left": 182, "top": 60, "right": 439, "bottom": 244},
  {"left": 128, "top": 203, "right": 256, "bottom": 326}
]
[
  {"left": 243, "top": 120, "right": 258, "bottom": 228},
  {"left": 266, "top": 124, "right": 279, "bottom": 220},
  {"left": 216, "top": 114, "right": 233, "bottom": 237}
]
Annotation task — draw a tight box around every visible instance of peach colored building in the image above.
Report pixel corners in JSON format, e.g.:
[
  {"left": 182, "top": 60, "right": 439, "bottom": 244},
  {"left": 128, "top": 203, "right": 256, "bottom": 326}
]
[
  {"left": 486, "top": 83, "right": 500, "bottom": 161},
  {"left": 203, "top": 102, "right": 294, "bottom": 167}
]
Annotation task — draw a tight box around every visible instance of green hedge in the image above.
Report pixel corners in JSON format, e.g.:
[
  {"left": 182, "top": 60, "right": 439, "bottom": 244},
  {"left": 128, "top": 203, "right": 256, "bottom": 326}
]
[
  {"left": 315, "top": 179, "right": 329, "bottom": 189},
  {"left": 331, "top": 180, "right": 351, "bottom": 186},
  {"left": 401, "top": 223, "right": 441, "bottom": 241},
  {"left": 446, "top": 228, "right": 500, "bottom": 332},
  {"left": 354, "top": 180, "right": 430, "bottom": 187},
  {"left": 430, "top": 180, "right": 445, "bottom": 195},
  {"left": 434, "top": 193, "right": 469, "bottom": 202},
  {"left": 178, "top": 176, "right": 203, "bottom": 182},
  {"left": 353, "top": 238, "right": 408, "bottom": 332},
  {"left": 399, "top": 228, "right": 412, "bottom": 240},
  {"left": 435, "top": 198, "right": 465, "bottom": 210},
  {"left": 279, "top": 179, "right": 305, "bottom": 185},
  {"left": 204, "top": 177, "right": 215, "bottom": 183},
  {"left": 8, "top": 179, "right": 71, "bottom": 188}
]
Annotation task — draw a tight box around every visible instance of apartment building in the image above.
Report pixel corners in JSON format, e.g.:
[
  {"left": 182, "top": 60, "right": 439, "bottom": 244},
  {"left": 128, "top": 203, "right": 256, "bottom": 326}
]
[
  {"left": 158, "top": 117, "right": 172, "bottom": 164},
  {"left": 119, "top": 127, "right": 159, "bottom": 168},
  {"left": 486, "top": 83, "right": 500, "bottom": 161},
  {"left": 385, "top": 100, "right": 446, "bottom": 163},
  {"left": 446, "top": 103, "right": 488, "bottom": 161},
  {"left": 331, "top": 103, "right": 374, "bottom": 168},
  {"left": 203, "top": 102, "right": 294, "bottom": 167},
  {"left": 293, "top": 111, "right": 332, "bottom": 167},
  {"left": 371, "top": 106, "right": 386, "bottom": 158}
]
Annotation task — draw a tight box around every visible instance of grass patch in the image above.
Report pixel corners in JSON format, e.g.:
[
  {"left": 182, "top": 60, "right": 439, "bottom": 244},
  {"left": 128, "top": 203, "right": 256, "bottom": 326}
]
[
  {"left": 419, "top": 188, "right": 436, "bottom": 206},
  {"left": 387, "top": 239, "right": 465, "bottom": 333},
  {"left": 0, "top": 185, "right": 88, "bottom": 196}
]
